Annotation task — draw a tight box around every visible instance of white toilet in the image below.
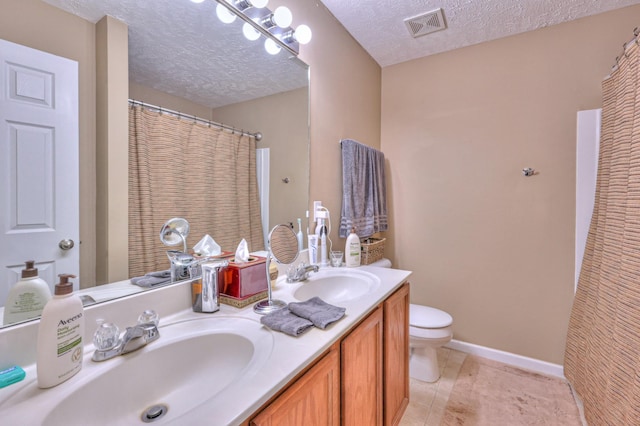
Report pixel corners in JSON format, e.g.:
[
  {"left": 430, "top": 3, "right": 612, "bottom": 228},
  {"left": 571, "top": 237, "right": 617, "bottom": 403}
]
[
  {"left": 369, "top": 258, "right": 454, "bottom": 383},
  {"left": 409, "top": 304, "right": 453, "bottom": 382}
]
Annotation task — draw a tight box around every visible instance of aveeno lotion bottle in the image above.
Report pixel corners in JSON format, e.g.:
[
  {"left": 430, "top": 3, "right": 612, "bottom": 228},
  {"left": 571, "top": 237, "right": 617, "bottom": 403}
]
[{"left": 37, "top": 274, "right": 85, "bottom": 388}]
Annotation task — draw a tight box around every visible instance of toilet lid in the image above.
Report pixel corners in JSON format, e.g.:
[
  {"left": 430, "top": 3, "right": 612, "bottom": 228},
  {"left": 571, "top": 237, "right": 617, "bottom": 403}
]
[{"left": 410, "top": 304, "right": 453, "bottom": 328}]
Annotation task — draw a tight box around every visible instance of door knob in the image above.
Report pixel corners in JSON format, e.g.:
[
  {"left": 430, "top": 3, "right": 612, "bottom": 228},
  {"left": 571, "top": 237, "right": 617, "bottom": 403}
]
[{"left": 59, "top": 239, "right": 75, "bottom": 250}]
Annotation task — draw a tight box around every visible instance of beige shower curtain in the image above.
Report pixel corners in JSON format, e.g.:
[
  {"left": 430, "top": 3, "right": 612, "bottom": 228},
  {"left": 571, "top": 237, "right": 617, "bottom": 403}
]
[
  {"left": 128, "top": 105, "right": 265, "bottom": 278},
  {"left": 564, "top": 37, "right": 640, "bottom": 424}
]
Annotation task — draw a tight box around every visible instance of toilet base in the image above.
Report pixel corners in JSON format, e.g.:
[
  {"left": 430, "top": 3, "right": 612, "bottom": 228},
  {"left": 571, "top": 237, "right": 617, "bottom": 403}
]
[{"left": 410, "top": 345, "right": 440, "bottom": 382}]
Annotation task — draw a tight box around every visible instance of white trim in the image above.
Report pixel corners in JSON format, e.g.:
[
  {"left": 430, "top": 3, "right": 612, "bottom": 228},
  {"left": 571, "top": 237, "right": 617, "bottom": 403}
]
[
  {"left": 445, "top": 339, "right": 565, "bottom": 378},
  {"left": 569, "top": 383, "right": 589, "bottom": 426},
  {"left": 576, "top": 109, "right": 601, "bottom": 293}
]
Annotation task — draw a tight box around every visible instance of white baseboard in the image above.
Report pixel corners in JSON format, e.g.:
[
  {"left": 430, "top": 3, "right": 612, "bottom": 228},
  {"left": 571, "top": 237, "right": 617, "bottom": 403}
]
[{"left": 445, "top": 339, "right": 565, "bottom": 379}]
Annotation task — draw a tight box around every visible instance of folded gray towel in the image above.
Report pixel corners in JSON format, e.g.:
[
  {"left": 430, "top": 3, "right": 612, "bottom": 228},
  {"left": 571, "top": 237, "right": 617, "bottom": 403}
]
[
  {"left": 260, "top": 308, "right": 314, "bottom": 337},
  {"left": 288, "top": 297, "right": 346, "bottom": 329},
  {"left": 131, "top": 270, "right": 172, "bottom": 288}
]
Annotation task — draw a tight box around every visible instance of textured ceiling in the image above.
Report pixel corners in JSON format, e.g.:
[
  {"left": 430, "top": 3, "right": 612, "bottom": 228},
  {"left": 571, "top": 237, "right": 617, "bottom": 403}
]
[
  {"left": 42, "top": 0, "right": 640, "bottom": 104},
  {"left": 320, "top": 0, "right": 640, "bottom": 67},
  {"left": 43, "top": 0, "right": 309, "bottom": 109}
]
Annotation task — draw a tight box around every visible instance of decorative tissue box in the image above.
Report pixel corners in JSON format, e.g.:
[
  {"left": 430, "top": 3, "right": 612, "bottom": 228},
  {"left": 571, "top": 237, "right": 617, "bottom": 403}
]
[{"left": 218, "top": 256, "right": 268, "bottom": 308}]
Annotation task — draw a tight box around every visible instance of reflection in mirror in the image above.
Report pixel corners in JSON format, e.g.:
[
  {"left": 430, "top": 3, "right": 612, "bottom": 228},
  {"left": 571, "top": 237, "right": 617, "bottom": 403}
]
[
  {"left": 0, "top": 0, "right": 309, "bottom": 328},
  {"left": 254, "top": 224, "right": 299, "bottom": 315},
  {"left": 159, "top": 218, "right": 190, "bottom": 253},
  {"left": 270, "top": 225, "right": 300, "bottom": 265}
]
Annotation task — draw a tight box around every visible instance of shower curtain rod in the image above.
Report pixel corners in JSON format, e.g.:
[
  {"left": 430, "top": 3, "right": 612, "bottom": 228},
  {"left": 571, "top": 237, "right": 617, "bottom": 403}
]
[
  {"left": 611, "top": 27, "right": 639, "bottom": 72},
  {"left": 128, "top": 99, "right": 262, "bottom": 141}
]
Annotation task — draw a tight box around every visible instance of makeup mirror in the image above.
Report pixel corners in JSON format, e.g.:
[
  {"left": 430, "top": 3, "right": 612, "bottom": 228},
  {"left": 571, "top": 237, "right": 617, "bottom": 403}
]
[
  {"left": 254, "top": 224, "right": 299, "bottom": 314},
  {"left": 159, "top": 218, "right": 190, "bottom": 253}
]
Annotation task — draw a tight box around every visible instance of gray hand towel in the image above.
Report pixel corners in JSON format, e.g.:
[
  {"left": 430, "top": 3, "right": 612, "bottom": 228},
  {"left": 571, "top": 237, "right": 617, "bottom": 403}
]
[
  {"left": 131, "top": 270, "right": 172, "bottom": 287},
  {"left": 288, "top": 297, "right": 346, "bottom": 329},
  {"left": 260, "top": 308, "right": 314, "bottom": 337},
  {"left": 339, "top": 139, "right": 388, "bottom": 238}
]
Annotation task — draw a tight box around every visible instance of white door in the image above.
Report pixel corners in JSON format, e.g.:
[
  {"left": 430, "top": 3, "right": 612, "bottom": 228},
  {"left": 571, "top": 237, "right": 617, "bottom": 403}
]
[{"left": 0, "top": 39, "right": 79, "bottom": 302}]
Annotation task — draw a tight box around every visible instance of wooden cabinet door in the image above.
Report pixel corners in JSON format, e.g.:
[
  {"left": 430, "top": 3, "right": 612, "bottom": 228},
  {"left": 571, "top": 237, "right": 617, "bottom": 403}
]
[
  {"left": 250, "top": 348, "right": 340, "bottom": 426},
  {"left": 341, "top": 306, "right": 384, "bottom": 426},
  {"left": 384, "top": 283, "right": 410, "bottom": 426}
]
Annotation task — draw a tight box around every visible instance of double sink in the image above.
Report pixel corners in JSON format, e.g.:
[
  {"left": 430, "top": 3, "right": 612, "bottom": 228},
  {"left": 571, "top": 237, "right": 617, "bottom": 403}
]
[{"left": 0, "top": 268, "right": 384, "bottom": 425}]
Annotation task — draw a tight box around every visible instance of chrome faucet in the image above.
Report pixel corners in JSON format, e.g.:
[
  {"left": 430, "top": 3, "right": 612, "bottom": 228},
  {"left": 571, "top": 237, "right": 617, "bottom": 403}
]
[
  {"left": 286, "top": 262, "right": 319, "bottom": 283},
  {"left": 92, "top": 310, "right": 160, "bottom": 362},
  {"left": 167, "top": 250, "right": 199, "bottom": 282}
]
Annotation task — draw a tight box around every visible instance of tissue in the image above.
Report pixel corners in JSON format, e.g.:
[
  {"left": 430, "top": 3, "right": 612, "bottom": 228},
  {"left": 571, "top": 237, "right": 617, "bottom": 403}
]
[
  {"left": 234, "top": 239, "right": 250, "bottom": 264},
  {"left": 193, "top": 234, "right": 221, "bottom": 257}
]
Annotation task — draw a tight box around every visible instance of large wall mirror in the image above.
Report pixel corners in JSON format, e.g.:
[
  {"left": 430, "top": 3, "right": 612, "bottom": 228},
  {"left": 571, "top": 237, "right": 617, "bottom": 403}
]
[{"left": 0, "top": 0, "right": 309, "bottom": 328}]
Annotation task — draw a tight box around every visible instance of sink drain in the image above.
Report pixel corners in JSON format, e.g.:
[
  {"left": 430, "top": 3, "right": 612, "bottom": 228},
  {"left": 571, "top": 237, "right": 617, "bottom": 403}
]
[{"left": 141, "top": 404, "right": 168, "bottom": 423}]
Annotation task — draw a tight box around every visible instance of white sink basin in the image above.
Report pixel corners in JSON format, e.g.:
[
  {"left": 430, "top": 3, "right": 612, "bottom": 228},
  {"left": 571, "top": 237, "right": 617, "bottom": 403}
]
[
  {"left": 293, "top": 269, "right": 381, "bottom": 304},
  {"left": 0, "top": 316, "right": 273, "bottom": 425}
]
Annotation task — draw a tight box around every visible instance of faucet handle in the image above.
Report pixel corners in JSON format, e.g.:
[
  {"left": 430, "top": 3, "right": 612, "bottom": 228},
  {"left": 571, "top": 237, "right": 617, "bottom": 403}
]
[
  {"left": 286, "top": 262, "right": 305, "bottom": 280},
  {"left": 138, "top": 309, "right": 159, "bottom": 326},
  {"left": 93, "top": 320, "right": 120, "bottom": 351}
]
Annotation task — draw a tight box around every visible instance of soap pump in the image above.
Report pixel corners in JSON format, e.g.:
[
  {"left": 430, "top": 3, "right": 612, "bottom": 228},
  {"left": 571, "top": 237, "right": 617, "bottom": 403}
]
[
  {"left": 3, "top": 260, "right": 52, "bottom": 325},
  {"left": 37, "top": 274, "right": 85, "bottom": 388},
  {"left": 345, "top": 227, "right": 361, "bottom": 268}
]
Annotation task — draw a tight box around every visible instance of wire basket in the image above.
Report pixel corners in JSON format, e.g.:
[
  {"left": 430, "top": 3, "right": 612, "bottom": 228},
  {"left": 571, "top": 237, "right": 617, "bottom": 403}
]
[{"left": 361, "top": 237, "right": 386, "bottom": 265}]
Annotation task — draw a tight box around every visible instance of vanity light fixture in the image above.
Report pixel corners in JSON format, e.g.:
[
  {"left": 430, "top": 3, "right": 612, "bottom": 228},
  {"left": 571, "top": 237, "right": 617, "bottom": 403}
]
[
  {"left": 234, "top": 0, "right": 269, "bottom": 10},
  {"left": 211, "top": 0, "right": 312, "bottom": 56}
]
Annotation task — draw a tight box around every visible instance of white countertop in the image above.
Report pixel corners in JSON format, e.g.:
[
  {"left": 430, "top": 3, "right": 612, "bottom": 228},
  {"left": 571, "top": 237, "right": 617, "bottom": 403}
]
[{"left": 0, "top": 264, "right": 411, "bottom": 425}]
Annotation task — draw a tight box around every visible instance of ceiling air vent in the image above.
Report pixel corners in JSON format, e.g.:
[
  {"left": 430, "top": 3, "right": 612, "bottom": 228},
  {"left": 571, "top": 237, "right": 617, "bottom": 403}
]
[{"left": 404, "top": 8, "right": 447, "bottom": 38}]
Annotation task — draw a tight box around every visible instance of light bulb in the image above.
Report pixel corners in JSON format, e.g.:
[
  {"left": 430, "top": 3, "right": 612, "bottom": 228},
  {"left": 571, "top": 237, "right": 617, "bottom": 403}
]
[
  {"left": 264, "top": 38, "right": 281, "bottom": 55},
  {"left": 216, "top": 4, "right": 237, "bottom": 24},
  {"left": 243, "top": 22, "right": 260, "bottom": 41},
  {"left": 294, "top": 25, "right": 312, "bottom": 44},
  {"left": 250, "top": 0, "right": 268, "bottom": 8},
  {"left": 190, "top": 0, "right": 205, "bottom": 3},
  {"left": 272, "top": 6, "right": 292, "bottom": 28}
]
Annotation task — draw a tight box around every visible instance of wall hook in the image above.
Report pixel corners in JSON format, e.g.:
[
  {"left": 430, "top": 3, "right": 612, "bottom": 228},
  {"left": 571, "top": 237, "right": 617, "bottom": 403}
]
[
  {"left": 282, "top": 177, "right": 290, "bottom": 183},
  {"left": 522, "top": 167, "right": 537, "bottom": 177}
]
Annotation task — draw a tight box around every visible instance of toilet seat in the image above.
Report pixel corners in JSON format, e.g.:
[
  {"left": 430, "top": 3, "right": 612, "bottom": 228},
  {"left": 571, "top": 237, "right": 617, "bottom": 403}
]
[{"left": 410, "top": 304, "right": 453, "bottom": 329}]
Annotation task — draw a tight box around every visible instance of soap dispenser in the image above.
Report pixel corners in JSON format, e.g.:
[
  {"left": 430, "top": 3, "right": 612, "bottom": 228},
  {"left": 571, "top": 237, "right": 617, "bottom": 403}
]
[
  {"left": 3, "top": 260, "right": 52, "bottom": 326},
  {"left": 345, "top": 228, "right": 361, "bottom": 268},
  {"left": 37, "top": 274, "right": 85, "bottom": 388}
]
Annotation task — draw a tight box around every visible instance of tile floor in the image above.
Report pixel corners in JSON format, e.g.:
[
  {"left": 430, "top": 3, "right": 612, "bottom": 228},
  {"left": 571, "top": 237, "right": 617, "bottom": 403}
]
[
  {"left": 400, "top": 347, "right": 467, "bottom": 425},
  {"left": 399, "top": 348, "right": 584, "bottom": 426}
]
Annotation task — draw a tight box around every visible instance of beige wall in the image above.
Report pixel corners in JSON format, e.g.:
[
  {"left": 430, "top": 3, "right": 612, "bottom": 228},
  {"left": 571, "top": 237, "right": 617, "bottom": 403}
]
[
  {"left": 382, "top": 5, "right": 640, "bottom": 364},
  {"left": 130, "top": 82, "right": 213, "bottom": 119},
  {"left": 0, "top": 0, "right": 97, "bottom": 287},
  {"left": 276, "top": 0, "right": 382, "bottom": 244}
]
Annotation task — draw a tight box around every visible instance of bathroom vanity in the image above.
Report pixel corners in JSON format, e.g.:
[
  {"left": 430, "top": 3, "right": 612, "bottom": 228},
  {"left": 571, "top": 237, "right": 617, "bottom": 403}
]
[
  {"left": 248, "top": 282, "right": 409, "bottom": 425},
  {"left": 0, "top": 265, "right": 411, "bottom": 425}
]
